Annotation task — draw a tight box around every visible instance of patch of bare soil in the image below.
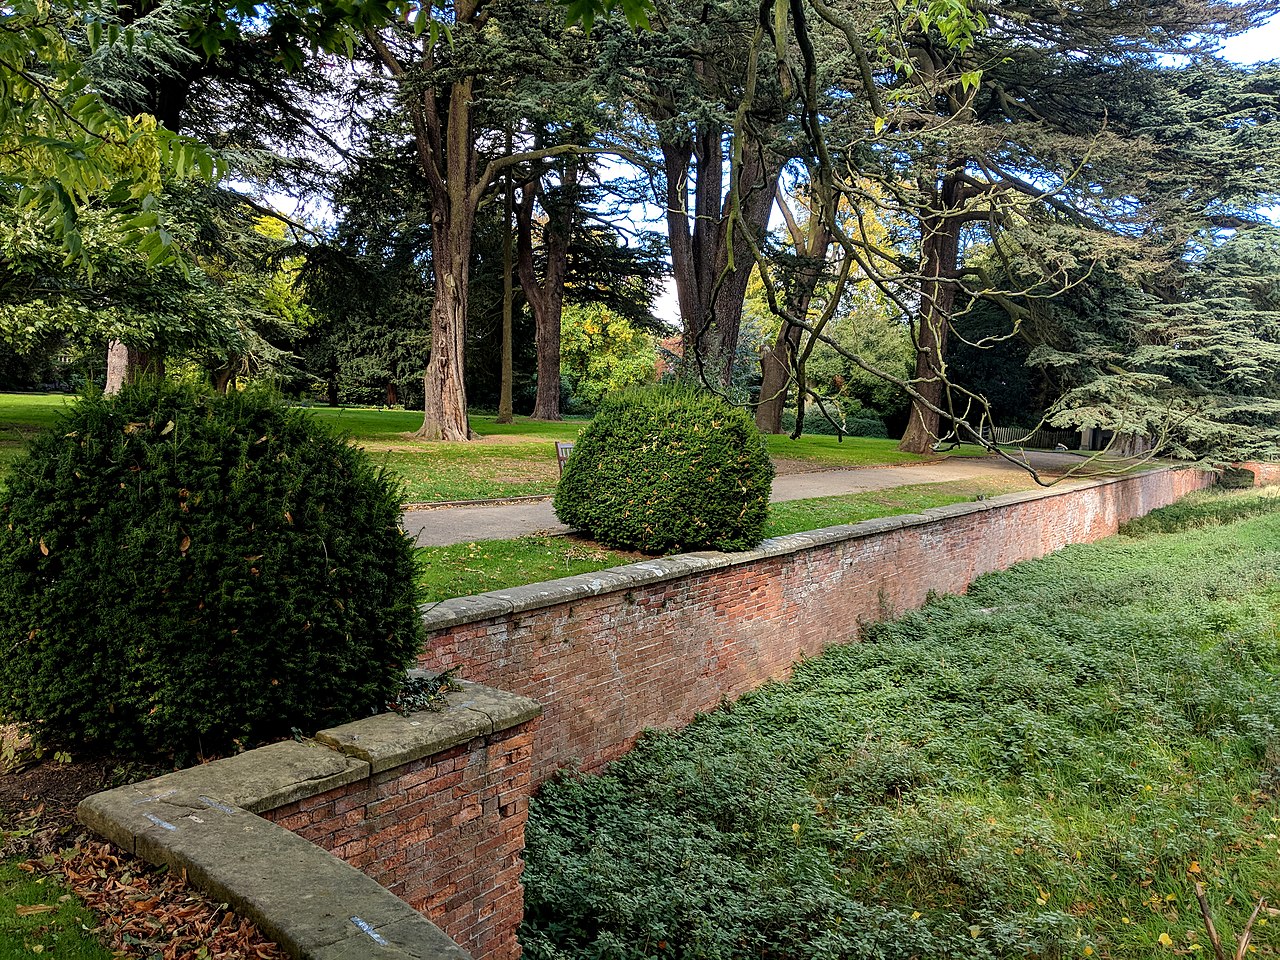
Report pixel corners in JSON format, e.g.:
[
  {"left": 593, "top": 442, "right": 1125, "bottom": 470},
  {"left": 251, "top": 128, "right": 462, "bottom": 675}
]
[
  {"left": 367, "top": 432, "right": 572, "bottom": 451},
  {"left": 2, "top": 727, "right": 124, "bottom": 860},
  {"left": 771, "top": 457, "right": 853, "bottom": 476}
]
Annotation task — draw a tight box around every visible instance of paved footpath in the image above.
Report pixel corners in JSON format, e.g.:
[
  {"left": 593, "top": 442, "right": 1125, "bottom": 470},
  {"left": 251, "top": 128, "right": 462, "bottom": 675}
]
[{"left": 401, "top": 451, "right": 1094, "bottom": 547}]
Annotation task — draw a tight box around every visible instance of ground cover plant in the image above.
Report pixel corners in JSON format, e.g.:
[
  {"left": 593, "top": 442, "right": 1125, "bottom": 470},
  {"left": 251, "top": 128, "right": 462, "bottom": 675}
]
[
  {"left": 521, "top": 488, "right": 1280, "bottom": 959},
  {"left": 0, "top": 383, "right": 423, "bottom": 757},
  {"left": 414, "top": 476, "right": 1037, "bottom": 601}
]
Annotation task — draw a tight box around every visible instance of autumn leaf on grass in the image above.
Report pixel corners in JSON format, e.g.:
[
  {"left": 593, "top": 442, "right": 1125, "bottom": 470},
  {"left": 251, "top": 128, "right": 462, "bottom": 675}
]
[{"left": 16, "top": 903, "right": 57, "bottom": 916}]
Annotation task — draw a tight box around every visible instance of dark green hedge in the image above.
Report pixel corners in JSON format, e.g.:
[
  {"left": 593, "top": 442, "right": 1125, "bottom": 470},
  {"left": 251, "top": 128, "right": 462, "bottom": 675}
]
[
  {"left": 780, "top": 405, "right": 889, "bottom": 439},
  {"left": 554, "top": 386, "right": 774, "bottom": 553},
  {"left": 0, "top": 382, "right": 422, "bottom": 758}
]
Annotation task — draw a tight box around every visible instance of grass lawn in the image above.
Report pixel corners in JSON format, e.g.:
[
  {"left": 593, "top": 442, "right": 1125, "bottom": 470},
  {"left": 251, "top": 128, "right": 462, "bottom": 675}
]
[
  {"left": 415, "top": 476, "right": 1037, "bottom": 602},
  {"left": 0, "top": 394, "right": 72, "bottom": 480},
  {"left": 0, "top": 394, "right": 977, "bottom": 503},
  {"left": 520, "top": 488, "right": 1280, "bottom": 959},
  {"left": 0, "top": 860, "right": 111, "bottom": 960}
]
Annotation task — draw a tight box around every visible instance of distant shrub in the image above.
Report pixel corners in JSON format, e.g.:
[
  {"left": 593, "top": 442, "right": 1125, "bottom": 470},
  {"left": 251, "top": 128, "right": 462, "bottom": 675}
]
[
  {"left": 554, "top": 386, "right": 774, "bottom": 553},
  {"left": 1219, "top": 465, "right": 1258, "bottom": 490},
  {"left": 780, "top": 404, "right": 889, "bottom": 439},
  {"left": 0, "top": 382, "right": 422, "bottom": 757}
]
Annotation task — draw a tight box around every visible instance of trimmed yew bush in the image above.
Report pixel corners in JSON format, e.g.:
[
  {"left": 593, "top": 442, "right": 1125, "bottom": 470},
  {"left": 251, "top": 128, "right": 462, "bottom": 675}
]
[
  {"left": 0, "top": 383, "right": 422, "bottom": 757},
  {"left": 554, "top": 385, "right": 774, "bottom": 553}
]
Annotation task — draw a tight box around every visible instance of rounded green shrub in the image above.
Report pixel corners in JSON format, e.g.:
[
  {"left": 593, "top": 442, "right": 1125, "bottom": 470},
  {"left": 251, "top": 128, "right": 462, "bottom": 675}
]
[
  {"left": 1218, "top": 465, "right": 1257, "bottom": 490},
  {"left": 554, "top": 385, "right": 774, "bottom": 553},
  {"left": 0, "top": 382, "right": 422, "bottom": 757}
]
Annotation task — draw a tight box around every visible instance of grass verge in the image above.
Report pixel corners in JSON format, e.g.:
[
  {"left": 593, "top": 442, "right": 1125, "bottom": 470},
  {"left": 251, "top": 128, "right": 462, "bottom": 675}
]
[
  {"left": 414, "top": 477, "right": 1037, "bottom": 602},
  {"left": 1, "top": 395, "right": 964, "bottom": 503},
  {"left": 519, "top": 489, "right": 1280, "bottom": 959}
]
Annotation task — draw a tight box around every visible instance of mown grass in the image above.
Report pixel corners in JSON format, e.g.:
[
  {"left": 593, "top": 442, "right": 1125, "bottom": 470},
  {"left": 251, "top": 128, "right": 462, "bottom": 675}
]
[
  {"left": 417, "top": 537, "right": 645, "bottom": 602},
  {"left": 0, "top": 860, "right": 111, "bottom": 960},
  {"left": 0, "top": 395, "right": 964, "bottom": 503},
  {"left": 414, "top": 477, "right": 1037, "bottom": 602},
  {"left": 0, "top": 394, "right": 70, "bottom": 482},
  {"left": 520, "top": 489, "right": 1280, "bottom": 960}
]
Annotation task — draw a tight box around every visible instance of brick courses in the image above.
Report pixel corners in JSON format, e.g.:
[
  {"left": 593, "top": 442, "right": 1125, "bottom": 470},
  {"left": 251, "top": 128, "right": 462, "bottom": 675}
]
[
  {"left": 419, "top": 468, "right": 1215, "bottom": 787},
  {"left": 262, "top": 720, "right": 539, "bottom": 960}
]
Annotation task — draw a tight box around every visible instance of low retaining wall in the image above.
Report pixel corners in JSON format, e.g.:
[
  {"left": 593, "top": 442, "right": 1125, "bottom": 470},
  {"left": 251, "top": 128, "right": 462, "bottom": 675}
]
[
  {"left": 82, "top": 462, "right": 1246, "bottom": 959},
  {"left": 79, "top": 681, "right": 540, "bottom": 960},
  {"left": 1236, "top": 461, "right": 1280, "bottom": 486},
  {"left": 419, "top": 466, "right": 1215, "bottom": 785}
]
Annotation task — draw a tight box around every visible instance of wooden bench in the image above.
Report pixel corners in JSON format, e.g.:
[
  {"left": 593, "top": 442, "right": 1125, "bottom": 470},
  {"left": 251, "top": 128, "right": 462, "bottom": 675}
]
[{"left": 555, "top": 441, "right": 574, "bottom": 476}]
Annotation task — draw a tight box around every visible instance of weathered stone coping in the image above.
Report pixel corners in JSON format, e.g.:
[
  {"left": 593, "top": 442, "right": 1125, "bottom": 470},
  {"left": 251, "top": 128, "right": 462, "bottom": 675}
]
[
  {"left": 419, "top": 467, "right": 1201, "bottom": 631},
  {"left": 77, "top": 681, "right": 541, "bottom": 960}
]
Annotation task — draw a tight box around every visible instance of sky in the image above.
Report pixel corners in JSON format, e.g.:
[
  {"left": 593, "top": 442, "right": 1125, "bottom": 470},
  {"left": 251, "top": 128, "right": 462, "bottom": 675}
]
[{"left": 1222, "top": 17, "right": 1280, "bottom": 63}]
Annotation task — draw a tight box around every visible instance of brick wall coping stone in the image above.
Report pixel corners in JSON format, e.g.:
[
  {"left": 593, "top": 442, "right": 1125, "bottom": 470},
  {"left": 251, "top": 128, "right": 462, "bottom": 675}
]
[
  {"left": 316, "top": 677, "right": 541, "bottom": 774},
  {"left": 77, "top": 680, "right": 542, "bottom": 960},
  {"left": 419, "top": 467, "right": 1202, "bottom": 631}
]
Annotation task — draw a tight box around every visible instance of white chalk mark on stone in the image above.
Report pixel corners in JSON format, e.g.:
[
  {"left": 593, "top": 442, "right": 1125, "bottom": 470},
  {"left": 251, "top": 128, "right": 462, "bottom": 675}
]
[
  {"left": 133, "top": 789, "right": 177, "bottom": 805},
  {"left": 350, "top": 916, "right": 390, "bottom": 946},
  {"left": 144, "top": 813, "right": 177, "bottom": 832},
  {"left": 199, "top": 796, "right": 237, "bottom": 814}
]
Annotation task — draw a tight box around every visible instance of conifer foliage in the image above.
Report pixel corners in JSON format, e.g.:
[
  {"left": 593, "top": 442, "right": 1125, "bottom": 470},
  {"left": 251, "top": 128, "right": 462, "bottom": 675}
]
[
  {"left": 554, "top": 386, "right": 774, "bottom": 553},
  {"left": 0, "top": 383, "right": 423, "bottom": 757}
]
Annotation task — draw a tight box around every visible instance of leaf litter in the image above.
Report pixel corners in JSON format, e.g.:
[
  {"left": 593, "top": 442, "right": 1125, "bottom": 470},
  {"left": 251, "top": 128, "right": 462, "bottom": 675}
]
[{"left": 31, "top": 840, "right": 288, "bottom": 960}]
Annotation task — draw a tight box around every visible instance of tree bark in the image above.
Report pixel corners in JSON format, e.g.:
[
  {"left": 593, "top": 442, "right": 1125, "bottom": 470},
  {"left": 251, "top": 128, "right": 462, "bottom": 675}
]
[
  {"left": 420, "top": 221, "right": 475, "bottom": 440},
  {"left": 756, "top": 192, "right": 834, "bottom": 434},
  {"left": 212, "top": 367, "right": 235, "bottom": 395},
  {"left": 516, "top": 158, "right": 578, "bottom": 422},
  {"left": 899, "top": 167, "right": 964, "bottom": 454},
  {"left": 417, "top": 67, "right": 480, "bottom": 441},
  {"left": 756, "top": 323, "right": 803, "bottom": 433},
  {"left": 368, "top": 8, "right": 485, "bottom": 441},
  {"left": 496, "top": 130, "right": 515, "bottom": 425},
  {"left": 664, "top": 125, "right": 781, "bottom": 388},
  {"left": 105, "top": 342, "right": 164, "bottom": 394}
]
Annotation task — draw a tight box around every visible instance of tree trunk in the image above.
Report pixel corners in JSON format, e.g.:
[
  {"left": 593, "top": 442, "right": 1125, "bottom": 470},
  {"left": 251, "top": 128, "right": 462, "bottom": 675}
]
[
  {"left": 386, "top": 382, "right": 399, "bottom": 406},
  {"left": 369, "top": 5, "right": 486, "bottom": 442},
  {"left": 326, "top": 379, "right": 339, "bottom": 406},
  {"left": 516, "top": 158, "right": 578, "bottom": 422},
  {"left": 531, "top": 303, "right": 562, "bottom": 420},
  {"left": 105, "top": 341, "right": 164, "bottom": 394},
  {"left": 212, "top": 367, "right": 235, "bottom": 395},
  {"left": 756, "top": 322, "right": 802, "bottom": 433},
  {"left": 755, "top": 204, "right": 834, "bottom": 434},
  {"left": 496, "top": 132, "right": 515, "bottom": 425},
  {"left": 419, "top": 239, "right": 474, "bottom": 441},
  {"left": 663, "top": 126, "right": 781, "bottom": 388},
  {"left": 413, "top": 62, "right": 480, "bottom": 441},
  {"left": 899, "top": 169, "right": 964, "bottom": 454}
]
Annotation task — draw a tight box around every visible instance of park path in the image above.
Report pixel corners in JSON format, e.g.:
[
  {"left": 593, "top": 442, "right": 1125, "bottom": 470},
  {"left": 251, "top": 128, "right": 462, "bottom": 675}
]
[{"left": 401, "top": 450, "right": 1093, "bottom": 547}]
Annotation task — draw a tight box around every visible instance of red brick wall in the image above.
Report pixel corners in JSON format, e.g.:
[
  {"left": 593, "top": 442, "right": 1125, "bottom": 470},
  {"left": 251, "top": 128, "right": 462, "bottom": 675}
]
[
  {"left": 1235, "top": 461, "right": 1280, "bottom": 486},
  {"left": 419, "top": 469, "right": 1213, "bottom": 786},
  {"left": 264, "top": 719, "right": 539, "bottom": 960}
]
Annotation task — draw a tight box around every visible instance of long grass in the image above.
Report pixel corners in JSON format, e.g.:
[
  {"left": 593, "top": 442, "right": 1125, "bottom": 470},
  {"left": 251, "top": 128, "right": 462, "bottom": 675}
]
[{"left": 520, "top": 489, "right": 1280, "bottom": 960}]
